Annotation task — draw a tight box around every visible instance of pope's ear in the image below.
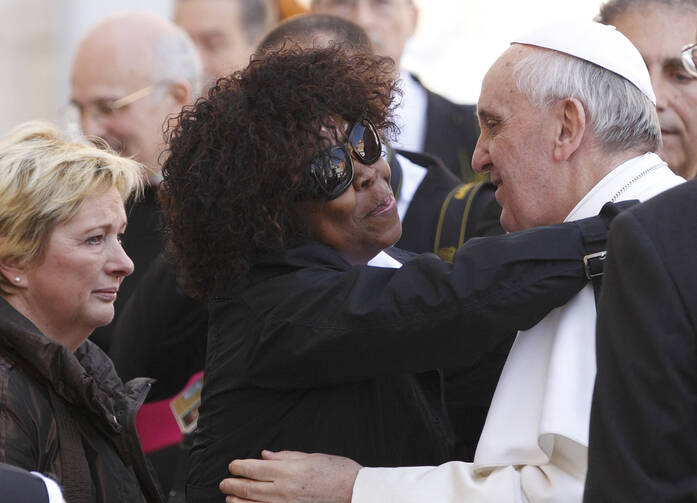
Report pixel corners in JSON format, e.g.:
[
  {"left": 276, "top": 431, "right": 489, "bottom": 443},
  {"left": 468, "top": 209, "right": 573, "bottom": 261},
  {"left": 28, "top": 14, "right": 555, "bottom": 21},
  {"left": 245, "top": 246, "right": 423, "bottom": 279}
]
[{"left": 553, "top": 97, "right": 586, "bottom": 162}]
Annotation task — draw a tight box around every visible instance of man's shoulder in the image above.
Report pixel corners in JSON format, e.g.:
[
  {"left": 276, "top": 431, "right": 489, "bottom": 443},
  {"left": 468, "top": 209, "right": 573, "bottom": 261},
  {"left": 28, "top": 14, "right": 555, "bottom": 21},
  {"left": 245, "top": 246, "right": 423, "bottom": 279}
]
[{"left": 614, "top": 178, "right": 697, "bottom": 246}]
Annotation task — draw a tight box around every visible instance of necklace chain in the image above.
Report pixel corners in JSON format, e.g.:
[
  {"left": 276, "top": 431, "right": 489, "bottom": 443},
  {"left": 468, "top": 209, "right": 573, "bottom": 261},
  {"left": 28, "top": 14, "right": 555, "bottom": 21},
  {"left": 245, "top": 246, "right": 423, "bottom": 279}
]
[{"left": 610, "top": 162, "right": 665, "bottom": 202}]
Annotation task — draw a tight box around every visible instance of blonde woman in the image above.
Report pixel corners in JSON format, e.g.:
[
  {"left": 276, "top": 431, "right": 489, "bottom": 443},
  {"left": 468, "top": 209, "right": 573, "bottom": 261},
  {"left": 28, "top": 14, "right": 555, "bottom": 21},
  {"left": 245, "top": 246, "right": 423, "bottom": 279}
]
[{"left": 0, "top": 122, "right": 163, "bottom": 502}]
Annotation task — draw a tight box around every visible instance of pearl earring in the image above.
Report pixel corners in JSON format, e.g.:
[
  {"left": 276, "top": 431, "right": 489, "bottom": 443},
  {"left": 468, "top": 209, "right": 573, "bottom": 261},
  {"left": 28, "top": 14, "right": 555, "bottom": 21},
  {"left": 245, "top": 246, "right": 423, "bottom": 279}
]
[{"left": 14, "top": 277, "right": 20, "bottom": 283}]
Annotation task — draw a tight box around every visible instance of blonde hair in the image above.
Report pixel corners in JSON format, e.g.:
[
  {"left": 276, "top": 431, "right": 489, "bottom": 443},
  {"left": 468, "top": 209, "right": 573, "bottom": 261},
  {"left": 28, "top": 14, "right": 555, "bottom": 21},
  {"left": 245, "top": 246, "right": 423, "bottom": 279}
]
[{"left": 0, "top": 121, "right": 145, "bottom": 295}]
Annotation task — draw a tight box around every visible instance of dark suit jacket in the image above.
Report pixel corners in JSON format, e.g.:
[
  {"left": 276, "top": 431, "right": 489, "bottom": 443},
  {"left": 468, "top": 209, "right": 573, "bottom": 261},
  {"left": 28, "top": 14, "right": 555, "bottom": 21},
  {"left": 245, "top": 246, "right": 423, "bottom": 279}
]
[
  {"left": 391, "top": 149, "right": 502, "bottom": 256},
  {"left": 584, "top": 179, "right": 697, "bottom": 502},
  {"left": 412, "top": 75, "right": 483, "bottom": 182}
]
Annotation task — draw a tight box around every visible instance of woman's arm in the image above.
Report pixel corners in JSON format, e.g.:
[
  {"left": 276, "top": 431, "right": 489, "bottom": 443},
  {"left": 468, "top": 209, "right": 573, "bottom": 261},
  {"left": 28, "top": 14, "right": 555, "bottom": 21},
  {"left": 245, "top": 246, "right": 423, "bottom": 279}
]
[{"left": 229, "top": 215, "right": 610, "bottom": 387}]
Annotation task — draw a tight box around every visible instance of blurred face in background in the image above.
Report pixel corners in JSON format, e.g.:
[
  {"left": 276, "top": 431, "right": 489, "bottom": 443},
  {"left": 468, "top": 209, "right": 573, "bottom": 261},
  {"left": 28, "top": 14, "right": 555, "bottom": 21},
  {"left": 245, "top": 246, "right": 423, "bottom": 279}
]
[
  {"left": 311, "top": 0, "right": 417, "bottom": 66},
  {"left": 176, "top": 0, "right": 259, "bottom": 83},
  {"left": 611, "top": 3, "right": 697, "bottom": 179},
  {"left": 70, "top": 37, "right": 178, "bottom": 179}
]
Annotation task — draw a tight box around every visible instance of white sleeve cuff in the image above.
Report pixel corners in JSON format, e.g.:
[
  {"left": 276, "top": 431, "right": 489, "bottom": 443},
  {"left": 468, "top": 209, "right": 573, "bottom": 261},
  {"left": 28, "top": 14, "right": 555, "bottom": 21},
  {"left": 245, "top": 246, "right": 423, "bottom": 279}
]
[{"left": 30, "top": 472, "right": 65, "bottom": 503}]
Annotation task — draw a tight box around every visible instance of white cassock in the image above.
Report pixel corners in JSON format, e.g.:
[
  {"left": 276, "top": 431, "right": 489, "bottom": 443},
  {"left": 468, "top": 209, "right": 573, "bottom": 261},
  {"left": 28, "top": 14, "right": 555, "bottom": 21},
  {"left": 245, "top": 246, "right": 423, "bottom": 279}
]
[{"left": 352, "top": 153, "right": 684, "bottom": 503}]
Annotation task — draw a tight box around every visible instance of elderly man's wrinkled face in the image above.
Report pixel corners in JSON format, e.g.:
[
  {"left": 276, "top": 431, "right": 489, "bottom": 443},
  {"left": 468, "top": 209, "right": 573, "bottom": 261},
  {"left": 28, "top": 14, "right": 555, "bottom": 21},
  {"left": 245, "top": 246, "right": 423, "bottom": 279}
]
[
  {"left": 312, "top": 0, "right": 417, "bottom": 66},
  {"left": 175, "top": 0, "right": 256, "bottom": 84},
  {"left": 472, "top": 47, "right": 566, "bottom": 232},
  {"left": 611, "top": 4, "right": 697, "bottom": 179},
  {"left": 302, "top": 119, "right": 401, "bottom": 264},
  {"left": 70, "top": 40, "right": 176, "bottom": 179}
]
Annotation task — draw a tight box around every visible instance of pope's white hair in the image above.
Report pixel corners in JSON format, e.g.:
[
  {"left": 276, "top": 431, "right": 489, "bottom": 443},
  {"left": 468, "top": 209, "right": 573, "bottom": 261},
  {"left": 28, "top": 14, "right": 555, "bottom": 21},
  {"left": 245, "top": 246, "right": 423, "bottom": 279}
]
[{"left": 514, "top": 48, "right": 661, "bottom": 154}]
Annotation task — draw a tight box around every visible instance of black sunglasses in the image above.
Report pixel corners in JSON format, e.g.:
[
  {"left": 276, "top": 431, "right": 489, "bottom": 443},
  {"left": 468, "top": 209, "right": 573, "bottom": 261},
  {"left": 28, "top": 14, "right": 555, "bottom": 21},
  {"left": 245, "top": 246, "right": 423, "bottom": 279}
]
[{"left": 309, "top": 116, "right": 382, "bottom": 200}]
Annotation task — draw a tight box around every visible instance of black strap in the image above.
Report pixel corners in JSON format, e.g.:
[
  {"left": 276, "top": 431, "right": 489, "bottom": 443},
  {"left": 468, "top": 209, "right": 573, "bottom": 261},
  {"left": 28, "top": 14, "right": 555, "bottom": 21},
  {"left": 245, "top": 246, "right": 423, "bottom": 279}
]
[
  {"left": 432, "top": 182, "right": 485, "bottom": 263},
  {"left": 47, "top": 388, "right": 93, "bottom": 503},
  {"left": 578, "top": 200, "right": 639, "bottom": 307}
]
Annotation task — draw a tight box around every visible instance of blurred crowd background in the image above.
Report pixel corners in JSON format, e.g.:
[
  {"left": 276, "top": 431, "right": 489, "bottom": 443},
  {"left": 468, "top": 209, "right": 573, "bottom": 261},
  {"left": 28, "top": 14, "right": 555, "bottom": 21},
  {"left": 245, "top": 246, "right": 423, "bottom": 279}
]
[{"left": 0, "top": 0, "right": 599, "bottom": 137}]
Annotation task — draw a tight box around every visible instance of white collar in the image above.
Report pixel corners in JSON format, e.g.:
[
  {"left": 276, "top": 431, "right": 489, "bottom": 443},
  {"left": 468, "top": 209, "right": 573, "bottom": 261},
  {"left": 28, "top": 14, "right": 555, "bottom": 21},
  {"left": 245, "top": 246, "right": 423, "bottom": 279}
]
[{"left": 565, "top": 152, "right": 682, "bottom": 222}]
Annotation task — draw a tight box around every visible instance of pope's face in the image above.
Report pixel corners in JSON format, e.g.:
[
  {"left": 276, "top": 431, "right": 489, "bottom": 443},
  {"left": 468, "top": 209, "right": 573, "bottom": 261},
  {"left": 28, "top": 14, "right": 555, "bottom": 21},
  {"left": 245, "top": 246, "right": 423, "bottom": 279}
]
[{"left": 472, "top": 46, "right": 569, "bottom": 232}]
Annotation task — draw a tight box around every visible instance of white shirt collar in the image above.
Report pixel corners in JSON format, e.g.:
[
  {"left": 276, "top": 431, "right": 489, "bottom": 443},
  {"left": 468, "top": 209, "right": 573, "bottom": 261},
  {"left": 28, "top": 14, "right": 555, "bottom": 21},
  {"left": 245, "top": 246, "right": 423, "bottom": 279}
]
[
  {"left": 392, "top": 71, "right": 428, "bottom": 152},
  {"left": 565, "top": 152, "right": 682, "bottom": 222}
]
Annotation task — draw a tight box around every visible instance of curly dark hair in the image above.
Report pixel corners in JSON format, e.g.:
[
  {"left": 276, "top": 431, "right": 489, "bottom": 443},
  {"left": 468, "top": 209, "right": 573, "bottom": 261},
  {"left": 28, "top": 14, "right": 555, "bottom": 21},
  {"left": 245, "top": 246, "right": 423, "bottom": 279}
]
[{"left": 160, "top": 46, "right": 398, "bottom": 298}]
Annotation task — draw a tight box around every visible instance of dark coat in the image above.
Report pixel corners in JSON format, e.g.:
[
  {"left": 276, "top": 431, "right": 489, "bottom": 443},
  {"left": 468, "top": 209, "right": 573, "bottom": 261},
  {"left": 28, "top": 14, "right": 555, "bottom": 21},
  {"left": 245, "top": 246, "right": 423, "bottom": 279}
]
[
  {"left": 390, "top": 149, "right": 506, "bottom": 459},
  {"left": 0, "top": 298, "right": 164, "bottom": 503},
  {"left": 584, "top": 179, "right": 697, "bottom": 503},
  {"left": 390, "top": 149, "right": 502, "bottom": 257},
  {"left": 413, "top": 75, "right": 482, "bottom": 182},
  {"left": 187, "top": 213, "right": 610, "bottom": 502}
]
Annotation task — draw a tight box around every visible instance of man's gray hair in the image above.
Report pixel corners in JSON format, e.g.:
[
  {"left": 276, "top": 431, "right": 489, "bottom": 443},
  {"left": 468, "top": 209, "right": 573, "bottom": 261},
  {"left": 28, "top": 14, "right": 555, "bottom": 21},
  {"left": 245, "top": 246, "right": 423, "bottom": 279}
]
[
  {"left": 152, "top": 24, "right": 204, "bottom": 98},
  {"left": 514, "top": 49, "right": 661, "bottom": 154},
  {"left": 596, "top": 0, "right": 697, "bottom": 24}
]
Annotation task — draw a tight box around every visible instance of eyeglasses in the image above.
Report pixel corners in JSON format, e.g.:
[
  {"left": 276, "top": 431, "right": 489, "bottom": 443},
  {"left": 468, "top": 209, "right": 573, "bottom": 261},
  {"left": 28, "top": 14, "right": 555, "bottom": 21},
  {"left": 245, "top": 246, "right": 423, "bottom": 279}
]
[
  {"left": 681, "top": 43, "right": 697, "bottom": 78},
  {"left": 63, "top": 82, "right": 167, "bottom": 127},
  {"left": 309, "top": 116, "right": 382, "bottom": 200}
]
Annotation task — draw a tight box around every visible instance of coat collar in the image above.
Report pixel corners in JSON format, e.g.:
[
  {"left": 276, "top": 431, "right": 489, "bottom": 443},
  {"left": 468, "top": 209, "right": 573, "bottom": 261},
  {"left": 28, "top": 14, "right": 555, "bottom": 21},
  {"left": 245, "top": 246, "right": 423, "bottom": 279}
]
[{"left": 0, "top": 297, "right": 151, "bottom": 432}]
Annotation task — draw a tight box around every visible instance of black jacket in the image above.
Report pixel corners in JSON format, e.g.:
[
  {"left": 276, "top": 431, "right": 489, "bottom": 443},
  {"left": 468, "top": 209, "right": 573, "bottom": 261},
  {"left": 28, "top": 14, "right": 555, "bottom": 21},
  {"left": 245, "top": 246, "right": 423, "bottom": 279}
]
[
  {"left": 412, "top": 75, "right": 482, "bottom": 182},
  {"left": 0, "top": 298, "right": 164, "bottom": 503},
  {"left": 390, "top": 149, "right": 502, "bottom": 257},
  {"left": 584, "top": 179, "right": 697, "bottom": 503},
  {"left": 187, "top": 214, "right": 609, "bottom": 502}
]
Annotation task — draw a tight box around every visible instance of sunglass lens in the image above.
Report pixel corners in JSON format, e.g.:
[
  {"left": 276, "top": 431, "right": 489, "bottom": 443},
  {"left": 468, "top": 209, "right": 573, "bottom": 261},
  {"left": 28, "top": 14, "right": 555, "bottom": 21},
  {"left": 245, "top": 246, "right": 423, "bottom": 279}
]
[
  {"left": 311, "top": 147, "right": 353, "bottom": 198},
  {"left": 349, "top": 119, "right": 381, "bottom": 164}
]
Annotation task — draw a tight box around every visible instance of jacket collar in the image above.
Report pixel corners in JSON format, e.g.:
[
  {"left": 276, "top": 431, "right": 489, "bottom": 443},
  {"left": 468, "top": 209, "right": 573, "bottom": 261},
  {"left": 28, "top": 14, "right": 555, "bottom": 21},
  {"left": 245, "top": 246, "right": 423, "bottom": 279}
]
[{"left": 0, "top": 297, "right": 151, "bottom": 432}]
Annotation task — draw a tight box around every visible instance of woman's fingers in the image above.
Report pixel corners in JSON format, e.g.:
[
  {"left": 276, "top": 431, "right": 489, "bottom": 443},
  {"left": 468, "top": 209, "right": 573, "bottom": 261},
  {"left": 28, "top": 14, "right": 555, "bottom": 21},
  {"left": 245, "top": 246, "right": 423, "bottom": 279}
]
[
  {"left": 220, "top": 477, "right": 274, "bottom": 501},
  {"left": 261, "top": 450, "right": 313, "bottom": 461},
  {"left": 228, "top": 459, "right": 277, "bottom": 481}
]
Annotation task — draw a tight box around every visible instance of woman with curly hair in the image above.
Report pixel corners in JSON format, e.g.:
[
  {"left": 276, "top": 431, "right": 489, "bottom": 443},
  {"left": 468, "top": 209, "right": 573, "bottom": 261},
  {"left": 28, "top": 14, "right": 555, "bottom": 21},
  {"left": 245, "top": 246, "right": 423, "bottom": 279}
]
[{"left": 161, "top": 46, "right": 615, "bottom": 502}]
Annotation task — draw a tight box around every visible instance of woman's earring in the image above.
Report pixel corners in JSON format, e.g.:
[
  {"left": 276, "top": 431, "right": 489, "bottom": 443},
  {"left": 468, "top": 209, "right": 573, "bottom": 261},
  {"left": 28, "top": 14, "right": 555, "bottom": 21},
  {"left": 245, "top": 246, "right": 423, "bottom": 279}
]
[{"left": 14, "top": 277, "right": 20, "bottom": 283}]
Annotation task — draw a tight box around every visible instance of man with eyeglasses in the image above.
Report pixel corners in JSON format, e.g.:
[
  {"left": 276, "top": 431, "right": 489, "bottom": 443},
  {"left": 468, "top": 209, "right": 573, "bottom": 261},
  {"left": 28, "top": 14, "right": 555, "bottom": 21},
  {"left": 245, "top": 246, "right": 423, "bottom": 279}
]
[
  {"left": 597, "top": 0, "right": 697, "bottom": 180},
  {"left": 583, "top": 29, "right": 697, "bottom": 503},
  {"left": 310, "top": 0, "right": 481, "bottom": 182},
  {"left": 69, "top": 11, "right": 202, "bottom": 352}
]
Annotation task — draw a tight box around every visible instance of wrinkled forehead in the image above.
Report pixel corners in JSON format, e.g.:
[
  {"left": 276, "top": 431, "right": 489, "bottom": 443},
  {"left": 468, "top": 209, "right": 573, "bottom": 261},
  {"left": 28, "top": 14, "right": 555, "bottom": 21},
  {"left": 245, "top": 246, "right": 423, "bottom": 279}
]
[
  {"left": 480, "top": 46, "right": 531, "bottom": 97},
  {"left": 71, "top": 30, "right": 155, "bottom": 98},
  {"left": 477, "top": 46, "right": 541, "bottom": 119}
]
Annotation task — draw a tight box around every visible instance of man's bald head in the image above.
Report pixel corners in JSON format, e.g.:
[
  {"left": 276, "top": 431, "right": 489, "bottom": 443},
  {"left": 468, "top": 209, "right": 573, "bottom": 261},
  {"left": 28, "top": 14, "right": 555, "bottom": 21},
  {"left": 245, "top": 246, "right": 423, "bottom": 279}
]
[{"left": 70, "top": 11, "right": 201, "bottom": 181}]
